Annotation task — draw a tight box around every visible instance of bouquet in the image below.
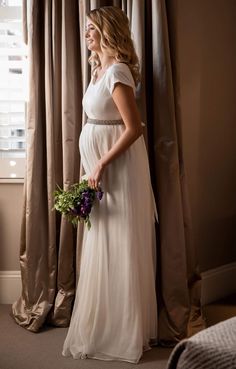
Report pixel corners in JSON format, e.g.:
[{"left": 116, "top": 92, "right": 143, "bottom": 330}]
[{"left": 53, "top": 179, "right": 103, "bottom": 229}]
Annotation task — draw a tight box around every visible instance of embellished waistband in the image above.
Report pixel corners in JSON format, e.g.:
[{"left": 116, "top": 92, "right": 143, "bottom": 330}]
[{"left": 86, "top": 118, "right": 124, "bottom": 125}]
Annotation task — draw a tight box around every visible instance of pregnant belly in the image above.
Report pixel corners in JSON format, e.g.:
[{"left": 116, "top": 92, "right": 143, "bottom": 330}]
[{"left": 79, "top": 123, "right": 124, "bottom": 174}]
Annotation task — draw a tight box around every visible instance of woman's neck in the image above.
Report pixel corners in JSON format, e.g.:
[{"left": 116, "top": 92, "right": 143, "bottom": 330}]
[{"left": 97, "top": 52, "right": 116, "bottom": 69}]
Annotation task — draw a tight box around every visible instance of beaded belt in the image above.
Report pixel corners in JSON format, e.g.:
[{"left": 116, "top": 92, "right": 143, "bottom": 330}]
[{"left": 87, "top": 118, "right": 124, "bottom": 125}]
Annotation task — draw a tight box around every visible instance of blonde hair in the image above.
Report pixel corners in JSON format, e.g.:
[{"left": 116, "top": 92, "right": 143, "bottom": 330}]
[{"left": 87, "top": 6, "right": 140, "bottom": 86}]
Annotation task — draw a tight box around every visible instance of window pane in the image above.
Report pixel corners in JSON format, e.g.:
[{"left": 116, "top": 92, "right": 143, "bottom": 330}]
[
  {"left": 0, "top": 2, "right": 27, "bottom": 179},
  {"left": 0, "top": 1, "right": 22, "bottom": 8}
]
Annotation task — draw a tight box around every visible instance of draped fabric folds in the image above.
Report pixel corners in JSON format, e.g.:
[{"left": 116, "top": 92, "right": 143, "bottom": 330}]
[
  {"left": 12, "top": 0, "right": 205, "bottom": 344},
  {"left": 12, "top": 0, "right": 82, "bottom": 332}
]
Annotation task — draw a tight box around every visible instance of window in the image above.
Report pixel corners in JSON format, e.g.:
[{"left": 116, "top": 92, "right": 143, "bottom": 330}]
[{"left": 0, "top": 0, "right": 28, "bottom": 181}]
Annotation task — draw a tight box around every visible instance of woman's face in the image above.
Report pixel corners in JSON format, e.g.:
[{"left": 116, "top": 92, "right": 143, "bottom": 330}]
[{"left": 85, "top": 20, "right": 101, "bottom": 52}]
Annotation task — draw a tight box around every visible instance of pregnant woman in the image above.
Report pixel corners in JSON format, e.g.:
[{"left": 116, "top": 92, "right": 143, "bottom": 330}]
[{"left": 62, "top": 6, "right": 158, "bottom": 364}]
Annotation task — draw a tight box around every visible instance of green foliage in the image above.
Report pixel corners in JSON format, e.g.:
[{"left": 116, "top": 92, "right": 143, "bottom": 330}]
[
  {"left": 53, "top": 180, "right": 86, "bottom": 213},
  {"left": 52, "top": 180, "right": 97, "bottom": 229}
]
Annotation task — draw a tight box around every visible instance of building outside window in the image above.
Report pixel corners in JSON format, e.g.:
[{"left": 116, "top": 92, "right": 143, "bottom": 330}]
[{"left": 0, "top": 0, "right": 28, "bottom": 181}]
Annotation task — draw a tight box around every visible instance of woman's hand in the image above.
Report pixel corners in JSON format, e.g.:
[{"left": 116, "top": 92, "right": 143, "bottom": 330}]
[{"left": 88, "top": 161, "right": 105, "bottom": 189}]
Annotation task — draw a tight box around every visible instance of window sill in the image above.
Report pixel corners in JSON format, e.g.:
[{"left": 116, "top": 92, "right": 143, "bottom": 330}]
[{"left": 0, "top": 178, "right": 24, "bottom": 184}]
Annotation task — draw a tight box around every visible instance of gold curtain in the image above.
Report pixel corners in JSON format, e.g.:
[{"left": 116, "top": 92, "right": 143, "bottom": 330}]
[
  {"left": 12, "top": 0, "right": 82, "bottom": 331},
  {"left": 145, "top": 0, "right": 205, "bottom": 342},
  {"left": 12, "top": 0, "right": 204, "bottom": 342}
]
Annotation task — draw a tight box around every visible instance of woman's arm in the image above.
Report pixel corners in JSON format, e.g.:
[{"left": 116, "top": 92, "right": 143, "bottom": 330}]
[{"left": 88, "top": 83, "right": 143, "bottom": 189}]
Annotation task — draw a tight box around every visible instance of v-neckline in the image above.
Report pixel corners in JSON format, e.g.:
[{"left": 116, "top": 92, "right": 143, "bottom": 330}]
[{"left": 92, "top": 70, "right": 107, "bottom": 86}]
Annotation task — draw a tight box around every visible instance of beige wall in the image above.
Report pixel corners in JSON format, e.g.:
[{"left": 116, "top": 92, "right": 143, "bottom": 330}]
[
  {"left": 0, "top": 184, "right": 23, "bottom": 270},
  {"left": 167, "top": 0, "right": 236, "bottom": 271}
]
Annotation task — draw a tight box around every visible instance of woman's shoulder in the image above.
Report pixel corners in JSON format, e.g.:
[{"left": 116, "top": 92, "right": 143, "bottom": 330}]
[
  {"left": 108, "top": 62, "right": 131, "bottom": 74},
  {"left": 105, "top": 63, "right": 135, "bottom": 94},
  {"left": 106, "top": 63, "right": 134, "bottom": 84}
]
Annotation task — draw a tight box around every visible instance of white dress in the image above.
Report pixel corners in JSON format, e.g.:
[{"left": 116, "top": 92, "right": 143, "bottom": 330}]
[{"left": 62, "top": 63, "right": 158, "bottom": 364}]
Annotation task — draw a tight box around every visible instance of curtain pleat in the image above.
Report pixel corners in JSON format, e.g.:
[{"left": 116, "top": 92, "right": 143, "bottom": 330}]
[
  {"left": 148, "top": 0, "right": 205, "bottom": 342},
  {"left": 12, "top": 0, "right": 82, "bottom": 332},
  {"left": 12, "top": 0, "right": 204, "bottom": 343},
  {"left": 22, "top": 0, "right": 28, "bottom": 44},
  {"left": 151, "top": 0, "right": 190, "bottom": 342}
]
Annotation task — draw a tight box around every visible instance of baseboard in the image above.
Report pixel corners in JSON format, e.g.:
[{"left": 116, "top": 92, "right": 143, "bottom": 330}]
[
  {"left": 201, "top": 262, "right": 236, "bottom": 306},
  {"left": 1, "top": 265, "right": 236, "bottom": 306},
  {"left": 0, "top": 270, "right": 21, "bottom": 304}
]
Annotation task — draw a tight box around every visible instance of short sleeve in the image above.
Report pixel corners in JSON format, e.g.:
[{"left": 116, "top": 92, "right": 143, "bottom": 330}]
[{"left": 106, "top": 63, "right": 136, "bottom": 95}]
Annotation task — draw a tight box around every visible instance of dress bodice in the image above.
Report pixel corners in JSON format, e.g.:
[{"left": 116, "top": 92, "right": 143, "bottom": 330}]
[{"left": 82, "top": 63, "right": 136, "bottom": 120}]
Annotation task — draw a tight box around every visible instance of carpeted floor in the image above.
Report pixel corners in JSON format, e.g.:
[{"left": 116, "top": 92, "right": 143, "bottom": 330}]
[{"left": 0, "top": 305, "right": 172, "bottom": 369}]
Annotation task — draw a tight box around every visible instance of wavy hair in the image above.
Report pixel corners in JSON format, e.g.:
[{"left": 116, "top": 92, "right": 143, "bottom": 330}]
[{"left": 87, "top": 6, "right": 140, "bottom": 86}]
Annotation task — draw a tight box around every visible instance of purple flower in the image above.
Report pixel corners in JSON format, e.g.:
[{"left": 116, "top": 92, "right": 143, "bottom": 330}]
[{"left": 96, "top": 190, "right": 103, "bottom": 201}]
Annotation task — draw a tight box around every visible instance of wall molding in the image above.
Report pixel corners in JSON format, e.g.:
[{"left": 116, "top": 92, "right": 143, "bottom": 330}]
[
  {"left": 1, "top": 264, "right": 236, "bottom": 305},
  {"left": 0, "top": 270, "right": 21, "bottom": 304},
  {"left": 201, "top": 262, "right": 236, "bottom": 305}
]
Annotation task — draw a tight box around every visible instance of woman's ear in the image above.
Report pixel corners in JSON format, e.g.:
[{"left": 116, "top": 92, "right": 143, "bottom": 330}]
[{"left": 103, "top": 37, "right": 109, "bottom": 46}]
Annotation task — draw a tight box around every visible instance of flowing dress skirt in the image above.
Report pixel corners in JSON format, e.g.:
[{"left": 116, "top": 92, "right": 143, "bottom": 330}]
[{"left": 62, "top": 123, "right": 158, "bottom": 363}]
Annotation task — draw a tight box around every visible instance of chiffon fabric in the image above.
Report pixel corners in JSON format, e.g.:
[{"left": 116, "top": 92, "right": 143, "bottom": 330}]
[{"left": 62, "top": 63, "right": 158, "bottom": 363}]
